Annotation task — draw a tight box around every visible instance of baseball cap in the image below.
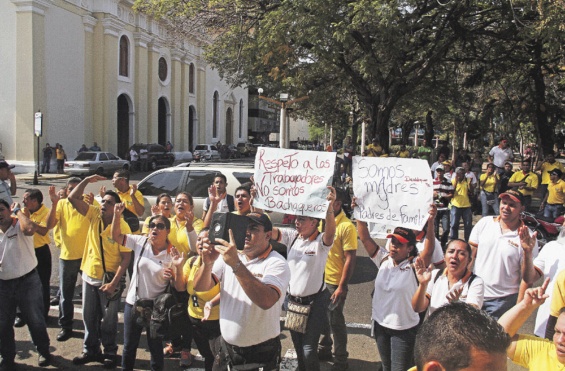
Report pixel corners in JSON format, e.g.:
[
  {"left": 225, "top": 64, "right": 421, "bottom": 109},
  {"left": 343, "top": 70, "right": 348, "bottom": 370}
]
[
  {"left": 441, "top": 160, "right": 452, "bottom": 166},
  {"left": 436, "top": 165, "right": 445, "bottom": 171},
  {"left": 387, "top": 227, "right": 416, "bottom": 245},
  {"left": 549, "top": 169, "right": 563, "bottom": 177},
  {"left": 455, "top": 166, "right": 465, "bottom": 173},
  {"left": 0, "top": 161, "right": 14, "bottom": 170},
  {"left": 246, "top": 212, "right": 272, "bottom": 231},
  {"left": 499, "top": 189, "right": 525, "bottom": 205}
]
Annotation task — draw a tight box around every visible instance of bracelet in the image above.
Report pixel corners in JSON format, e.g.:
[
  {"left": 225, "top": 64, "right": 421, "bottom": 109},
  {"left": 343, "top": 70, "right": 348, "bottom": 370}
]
[
  {"left": 232, "top": 261, "right": 243, "bottom": 274},
  {"left": 12, "top": 208, "right": 21, "bottom": 216}
]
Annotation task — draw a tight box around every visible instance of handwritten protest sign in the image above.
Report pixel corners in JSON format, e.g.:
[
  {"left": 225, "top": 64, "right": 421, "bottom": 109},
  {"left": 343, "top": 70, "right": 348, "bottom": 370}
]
[
  {"left": 352, "top": 156, "right": 433, "bottom": 231},
  {"left": 254, "top": 147, "right": 336, "bottom": 218}
]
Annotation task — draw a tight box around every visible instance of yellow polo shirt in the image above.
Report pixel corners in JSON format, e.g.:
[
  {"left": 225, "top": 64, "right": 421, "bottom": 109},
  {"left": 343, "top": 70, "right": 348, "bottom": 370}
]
[
  {"left": 324, "top": 211, "right": 358, "bottom": 286},
  {"left": 28, "top": 204, "right": 50, "bottom": 248},
  {"left": 479, "top": 173, "right": 499, "bottom": 193},
  {"left": 512, "top": 335, "right": 565, "bottom": 370},
  {"left": 540, "top": 161, "right": 565, "bottom": 185},
  {"left": 397, "top": 150, "right": 410, "bottom": 158},
  {"left": 451, "top": 178, "right": 472, "bottom": 208},
  {"left": 509, "top": 171, "right": 539, "bottom": 196},
  {"left": 168, "top": 215, "right": 204, "bottom": 256},
  {"left": 80, "top": 205, "right": 132, "bottom": 279},
  {"left": 116, "top": 186, "right": 144, "bottom": 216},
  {"left": 55, "top": 198, "right": 91, "bottom": 260},
  {"left": 184, "top": 256, "right": 220, "bottom": 320},
  {"left": 550, "top": 269, "right": 565, "bottom": 317},
  {"left": 547, "top": 179, "right": 565, "bottom": 205}
]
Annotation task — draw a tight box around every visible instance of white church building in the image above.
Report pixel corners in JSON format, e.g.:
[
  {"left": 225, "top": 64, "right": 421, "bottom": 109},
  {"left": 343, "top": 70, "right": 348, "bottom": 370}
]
[{"left": 0, "top": 0, "right": 248, "bottom": 163}]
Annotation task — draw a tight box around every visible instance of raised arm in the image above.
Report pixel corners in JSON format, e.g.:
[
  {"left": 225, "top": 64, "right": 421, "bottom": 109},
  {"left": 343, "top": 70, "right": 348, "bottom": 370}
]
[
  {"left": 111, "top": 203, "right": 127, "bottom": 246},
  {"left": 498, "top": 278, "right": 549, "bottom": 360},
  {"left": 130, "top": 184, "right": 145, "bottom": 216},
  {"left": 420, "top": 204, "right": 438, "bottom": 267},
  {"left": 69, "top": 175, "right": 105, "bottom": 216},
  {"left": 411, "top": 256, "right": 432, "bottom": 313},
  {"left": 46, "top": 186, "right": 60, "bottom": 230},
  {"left": 322, "top": 186, "right": 337, "bottom": 246},
  {"left": 203, "top": 185, "right": 221, "bottom": 229},
  {"left": 12, "top": 202, "right": 37, "bottom": 236},
  {"left": 519, "top": 225, "right": 539, "bottom": 285}
]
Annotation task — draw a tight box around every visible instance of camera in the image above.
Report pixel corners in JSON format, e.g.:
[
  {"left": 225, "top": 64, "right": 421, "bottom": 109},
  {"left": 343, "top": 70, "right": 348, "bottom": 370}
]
[{"left": 209, "top": 212, "right": 249, "bottom": 250}]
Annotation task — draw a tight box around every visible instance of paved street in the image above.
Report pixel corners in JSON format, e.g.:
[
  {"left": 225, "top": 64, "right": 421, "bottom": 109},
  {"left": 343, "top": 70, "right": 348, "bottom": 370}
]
[{"left": 7, "top": 168, "right": 532, "bottom": 370}]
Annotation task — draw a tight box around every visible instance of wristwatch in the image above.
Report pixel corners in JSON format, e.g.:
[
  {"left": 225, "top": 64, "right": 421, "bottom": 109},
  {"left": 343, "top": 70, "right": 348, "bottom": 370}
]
[{"left": 12, "top": 207, "right": 21, "bottom": 216}]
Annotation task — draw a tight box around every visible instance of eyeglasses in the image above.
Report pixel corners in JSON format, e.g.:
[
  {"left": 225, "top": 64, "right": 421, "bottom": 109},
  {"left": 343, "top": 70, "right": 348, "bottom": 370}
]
[{"left": 149, "top": 222, "right": 166, "bottom": 230}]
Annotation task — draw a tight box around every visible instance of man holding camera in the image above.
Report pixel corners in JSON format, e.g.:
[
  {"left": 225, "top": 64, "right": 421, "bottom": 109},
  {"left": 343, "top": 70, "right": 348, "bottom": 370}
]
[{"left": 194, "top": 212, "right": 290, "bottom": 370}]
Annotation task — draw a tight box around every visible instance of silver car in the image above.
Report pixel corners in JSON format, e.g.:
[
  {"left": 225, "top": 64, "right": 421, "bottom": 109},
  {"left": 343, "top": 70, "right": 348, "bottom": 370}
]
[{"left": 64, "top": 151, "right": 130, "bottom": 176}]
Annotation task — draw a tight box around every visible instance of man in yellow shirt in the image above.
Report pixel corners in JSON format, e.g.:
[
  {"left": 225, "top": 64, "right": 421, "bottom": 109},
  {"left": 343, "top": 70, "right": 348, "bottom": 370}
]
[
  {"left": 21, "top": 189, "right": 52, "bottom": 322},
  {"left": 318, "top": 188, "right": 357, "bottom": 370},
  {"left": 508, "top": 160, "right": 539, "bottom": 210},
  {"left": 540, "top": 169, "right": 565, "bottom": 220},
  {"left": 450, "top": 167, "right": 474, "bottom": 241},
  {"left": 499, "top": 278, "right": 565, "bottom": 370},
  {"left": 536, "top": 150, "right": 565, "bottom": 201},
  {"left": 67, "top": 175, "right": 132, "bottom": 368},
  {"left": 366, "top": 138, "right": 382, "bottom": 157},
  {"left": 101, "top": 169, "right": 145, "bottom": 218},
  {"left": 46, "top": 177, "right": 94, "bottom": 342}
]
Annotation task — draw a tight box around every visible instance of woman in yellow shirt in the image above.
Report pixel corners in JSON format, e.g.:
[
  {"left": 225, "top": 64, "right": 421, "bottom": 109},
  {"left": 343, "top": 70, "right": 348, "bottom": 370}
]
[
  {"left": 479, "top": 163, "right": 500, "bottom": 217},
  {"left": 168, "top": 192, "right": 204, "bottom": 257},
  {"left": 173, "top": 228, "right": 220, "bottom": 371},
  {"left": 141, "top": 193, "right": 173, "bottom": 235}
]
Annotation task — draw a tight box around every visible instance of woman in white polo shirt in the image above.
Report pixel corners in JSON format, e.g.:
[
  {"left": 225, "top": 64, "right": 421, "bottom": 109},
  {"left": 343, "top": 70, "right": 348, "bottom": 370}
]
[
  {"left": 411, "top": 239, "right": 484, "bottom": 317},
  {"left": 356, "top": 202, "right": 436, "bottom": 371},
  {"left": 111, "top": 204, "right": 174, "bottom": 371}
]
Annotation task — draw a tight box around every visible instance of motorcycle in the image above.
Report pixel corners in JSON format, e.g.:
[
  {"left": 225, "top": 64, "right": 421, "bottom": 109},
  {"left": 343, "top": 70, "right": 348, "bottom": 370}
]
[{"left": 520, "top": 211, "right": 564, "bottom": 248}]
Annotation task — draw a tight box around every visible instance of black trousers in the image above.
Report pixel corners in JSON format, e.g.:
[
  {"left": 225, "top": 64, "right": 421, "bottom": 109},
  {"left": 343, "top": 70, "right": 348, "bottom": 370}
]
[{"left": 35, "top": 244, "right": 52, "bottom": 320}]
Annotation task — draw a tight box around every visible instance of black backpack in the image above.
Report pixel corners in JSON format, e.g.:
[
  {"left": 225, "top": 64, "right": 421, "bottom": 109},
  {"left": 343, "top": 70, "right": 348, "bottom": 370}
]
[{"left": 122, "top": 208, "right": 140, "bottom": 233}]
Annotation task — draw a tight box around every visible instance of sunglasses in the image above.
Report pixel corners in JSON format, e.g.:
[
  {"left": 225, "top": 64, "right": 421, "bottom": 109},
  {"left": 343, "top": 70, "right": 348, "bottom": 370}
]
[{"left": 148, "top": 222, "right": 166, "bottom": 230}]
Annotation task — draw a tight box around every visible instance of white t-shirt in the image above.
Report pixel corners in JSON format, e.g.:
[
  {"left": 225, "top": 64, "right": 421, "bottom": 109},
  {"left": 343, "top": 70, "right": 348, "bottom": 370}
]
[
  {"left": 371, "top": 249, "right": 420, "bottom": 330},
  {"left": 469, "top": 216, "right": 538, "bottom": 300},
  {"left": 465, "top": 171, "right": 478, "bottom": 185},
  {"left": 385, "top": 236, "right": 444, "bottom": 267},
  {"left": 532, "top": 240, "right": 565, "bottom": 337},
  {"left": 0, "top": 218, "right": 37, "bottom": 280},
  {"left": 124, "top": 235, "right": 169, "bottom": 305},
  {"left": 426, "top": 269, "right": 484, "bottom": 316},
  {"left": 213, "top": 249, "right": 290, "bottom": 347},
  {"left": 280, "top": 228, "right": 331, "bottom": 297},
  {"left": 489, "top": 146, "right": 513, "bottom": 168}
]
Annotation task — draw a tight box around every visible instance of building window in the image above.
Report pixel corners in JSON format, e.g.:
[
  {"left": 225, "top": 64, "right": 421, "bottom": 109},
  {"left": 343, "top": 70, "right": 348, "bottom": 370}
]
[
  {"left": 213, "top": 91, "right": 219, "bottom": 138},
  {"left": 239, "top": 99, "right": 244, "bottom": 138},
  {"left": 119, "top": 36, "right": 129, "bottom": 77},
  {"left": 159, "top": 57, "right": 168, "bottom": 82},
  {"left": 189, "top": 63, "right": 195, "bottom": 94}
]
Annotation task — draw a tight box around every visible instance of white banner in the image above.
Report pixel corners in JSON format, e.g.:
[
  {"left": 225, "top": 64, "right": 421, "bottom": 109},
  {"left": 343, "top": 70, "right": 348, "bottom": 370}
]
[
  {"left": 352, "top": 156, "right": 433, "bottom": 230},
  {"left": 254, "top": 147, "right": 336, "bottom": 218}
]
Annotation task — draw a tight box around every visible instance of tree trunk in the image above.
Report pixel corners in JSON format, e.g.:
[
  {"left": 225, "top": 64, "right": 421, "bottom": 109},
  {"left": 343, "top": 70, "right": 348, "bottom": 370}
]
[
  {"left": 370, "top": 104, "right": 393, "bottom": 152},
  {"left": 531, "top": 40, "right": 554, "bottom": 156}
]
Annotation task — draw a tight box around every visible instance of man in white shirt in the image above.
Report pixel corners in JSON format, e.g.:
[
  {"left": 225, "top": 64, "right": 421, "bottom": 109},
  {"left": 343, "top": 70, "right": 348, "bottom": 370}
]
[
  {"left": 202, "top": 173, "right": 235, "bottom": 220},
  {"left": 489, "top": 138, "right": 514, "bottom": 174},
  {"left": 194, "top": 212, "right": 290, "bottom": 370},
  {"left": 469, "top": 190, "right": 538, "bottom": 319}
]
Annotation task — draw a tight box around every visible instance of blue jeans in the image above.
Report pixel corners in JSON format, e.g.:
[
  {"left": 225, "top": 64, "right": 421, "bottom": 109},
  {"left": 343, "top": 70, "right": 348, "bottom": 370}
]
[
  {"left": 59, "top": 258, "right": 82, "bottom": 330},
  {"left": 544, "top": 204, "right": 565, "bottom": 220},
  {"left": 82, "top": 280, "right": 120, "bottom": 356},
  {"left": 290, "top": 289, "right": 331, "bottom": 371},
  {"left": 122, "top": 303, "right": 164, "bottom": 371},
  {"left": 373, "top": 321, "right": 417, "bottom": 371},
  {"left": 319, "top": 284, "right": 349, "bottom": 366},
  {"left": 435, "top": 209, "right": 450, "bottom": 249},
  {"left": 480, "top": 191, "right": 500, "bottom": 217},
  {"left": 482, "top": 293, "right": 519, "bottom": 320},
  {"left": 450, "top": 206, "right": 473, "bottom": 241},
  {"left": 0, "top": 270, "right": 50, "bottom": 363}
]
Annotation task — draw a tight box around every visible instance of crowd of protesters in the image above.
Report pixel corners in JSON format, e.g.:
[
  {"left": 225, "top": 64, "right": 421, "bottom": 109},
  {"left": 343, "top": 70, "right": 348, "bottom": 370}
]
[{"left": 3, "top": 133, "right": 565, "bottom": 371}]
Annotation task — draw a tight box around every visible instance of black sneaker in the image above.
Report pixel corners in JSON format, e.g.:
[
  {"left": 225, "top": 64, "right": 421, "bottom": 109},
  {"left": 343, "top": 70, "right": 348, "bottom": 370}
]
[
  {"left": 38, "top": 354, "right": 51, "bottom": 367},
  {"left": 13, "top": 317, "right": 25, "bottom": 328},
  {"left": 318, "top": 349, "right": 333, "bottom": 361},
  {"left": 50, "top": 297, "right": 59, "bottom": 306},
  {"left": 56, "top": 328, "right": 72, "bottom": 342},
  {"left": 72, "top": 353, "right": 103, "bottom": 365},
  {"left": 103, "top": 355, "right": 117, "bottom": 369}
]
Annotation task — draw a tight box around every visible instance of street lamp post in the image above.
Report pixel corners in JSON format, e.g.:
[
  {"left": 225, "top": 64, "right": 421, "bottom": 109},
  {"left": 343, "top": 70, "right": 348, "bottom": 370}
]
[{"left": 257, "top": 89, "right": 308, "bottom": 148}]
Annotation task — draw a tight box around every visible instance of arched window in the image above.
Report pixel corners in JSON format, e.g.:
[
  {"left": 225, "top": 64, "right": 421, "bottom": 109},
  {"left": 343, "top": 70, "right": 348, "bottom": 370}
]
[
  {"left": 189, "top": 63, "right": 195, "bottom": 94},
  {"left": 239, "top": 99, "right": 244, "bottom": 138},
  {"left": 213, "top": 91, "right": 219, "bottom": 138},
  {"left": 119, "top": 35, "right": 129, "bottom": 77}
]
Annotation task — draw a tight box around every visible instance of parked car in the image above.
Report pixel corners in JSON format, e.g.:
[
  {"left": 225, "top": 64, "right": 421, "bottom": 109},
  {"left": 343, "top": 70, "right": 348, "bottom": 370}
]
[
  {"left": 135, "top": 163, "right": 287, "bottom": 226},
  {"left": 236, "top": 142, "right": 257, "bottom": 157},
  {"left": 64, "top": 151, "right": 129, "bottom": 176},
  {"left": 193, "top": 144, "right": 220, "bottom": 161},
  {"left": 172, "top": 151, "right": 194, "bottom": 164},
  {"left": 128, "top": 143, "right": 175, "bottom": 170}
]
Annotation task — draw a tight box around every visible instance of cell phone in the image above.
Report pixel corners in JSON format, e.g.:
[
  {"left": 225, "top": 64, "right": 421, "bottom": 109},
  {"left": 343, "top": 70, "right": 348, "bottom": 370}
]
[{"left": 209, "top": 212, "right": 249, "bottom": 250}]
